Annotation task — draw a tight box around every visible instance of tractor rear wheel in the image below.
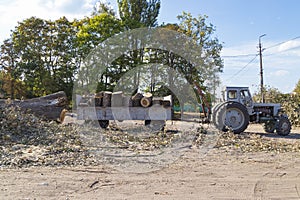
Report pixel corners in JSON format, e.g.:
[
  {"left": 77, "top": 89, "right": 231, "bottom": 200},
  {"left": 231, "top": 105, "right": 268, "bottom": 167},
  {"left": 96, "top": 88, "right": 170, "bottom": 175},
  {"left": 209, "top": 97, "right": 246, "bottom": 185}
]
[
  {"left": 215, "top": 102, "right": 249, "bottom": 134},
  {"left": 211, "top": 102, "right": 227, "bottom": 127},
  {"left": 276, "top": 116, "right": 291, "bottom": 136}
]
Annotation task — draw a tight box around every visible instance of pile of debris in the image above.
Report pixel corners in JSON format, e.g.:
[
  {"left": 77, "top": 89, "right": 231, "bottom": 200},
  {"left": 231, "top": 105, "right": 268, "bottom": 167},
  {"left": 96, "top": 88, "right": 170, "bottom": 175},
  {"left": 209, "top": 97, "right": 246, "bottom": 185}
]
[
  {"left": 0, "top": 105, "right": 188, "bottom": 168},
  {"left": 213, "top": 131, "right": 300, "bottom": 153},
  {"left": 0, "top": 105, "right": 96, "bottom": 167}
]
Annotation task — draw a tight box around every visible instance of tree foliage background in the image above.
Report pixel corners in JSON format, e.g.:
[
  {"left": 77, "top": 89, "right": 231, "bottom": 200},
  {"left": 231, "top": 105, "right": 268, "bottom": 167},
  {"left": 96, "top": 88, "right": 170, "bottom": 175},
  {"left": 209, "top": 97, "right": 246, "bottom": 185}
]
[
  {"left": 253, "top": 85, "right": 300, "bottom": 127},
  {"left": 0, "top": 0, "right": 224, "bottom": 109}
]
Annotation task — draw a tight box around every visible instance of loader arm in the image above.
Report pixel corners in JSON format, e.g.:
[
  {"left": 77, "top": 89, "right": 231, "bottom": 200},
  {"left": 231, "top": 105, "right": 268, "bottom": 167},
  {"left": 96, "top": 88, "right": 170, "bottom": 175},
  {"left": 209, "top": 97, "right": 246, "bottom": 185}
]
[{"left": 193, "top": 81, "right": 211, "bottom": 119}]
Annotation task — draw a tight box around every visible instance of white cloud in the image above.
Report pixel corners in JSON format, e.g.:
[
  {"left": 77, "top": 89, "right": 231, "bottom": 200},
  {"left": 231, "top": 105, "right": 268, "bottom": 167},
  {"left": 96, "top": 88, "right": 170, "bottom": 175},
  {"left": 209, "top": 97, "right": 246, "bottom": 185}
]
[
  {"left": 278, "top": 40, "right": 300, "bottom": 52},
  {"left": 270, "top": 70, "right": 289, "bottom": 77},
  {"left": 221, "top": 41, "right": 257, "bottom": 57},
  {"left": 263, "top": 39, "right": 300, "bottom": 57},
  {"left": 0, "top": 0, "right": 96, "bottom": 41},
  {"left": 39, "top": 0, "right": 96, "bottom": 14}
]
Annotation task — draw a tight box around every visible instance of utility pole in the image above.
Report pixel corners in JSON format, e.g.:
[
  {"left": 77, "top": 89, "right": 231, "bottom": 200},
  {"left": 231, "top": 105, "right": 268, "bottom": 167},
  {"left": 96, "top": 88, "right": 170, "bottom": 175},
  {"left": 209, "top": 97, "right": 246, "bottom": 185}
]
[{"left": 259, "top": 34, "right": 266, "bottom": 103}]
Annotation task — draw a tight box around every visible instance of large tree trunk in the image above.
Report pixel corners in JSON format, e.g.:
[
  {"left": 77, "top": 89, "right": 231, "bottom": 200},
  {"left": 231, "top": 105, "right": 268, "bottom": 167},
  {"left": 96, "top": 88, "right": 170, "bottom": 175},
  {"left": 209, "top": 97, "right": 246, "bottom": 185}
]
[{"left": 0, "top": 91, "right": 68, "bottom": 120}]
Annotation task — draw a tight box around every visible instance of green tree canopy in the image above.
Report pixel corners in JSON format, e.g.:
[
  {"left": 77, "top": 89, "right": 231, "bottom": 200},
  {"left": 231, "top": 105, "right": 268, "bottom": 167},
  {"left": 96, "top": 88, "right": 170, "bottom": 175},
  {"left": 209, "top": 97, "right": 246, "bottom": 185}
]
[
  {"left": 10, "top": 16, "right": 78, "bottom": 98},
  {"left": 0, "top": 38, "right": 22, "bottom": 98},
  {"left": 118, "top": 0, "right": 161, "bottom": 29},
  {"left": 177, "top": 12, "right": 223, "bottom": 82},
  {"left": 293, "top": 79, "right": 300, "bottom": 95}
]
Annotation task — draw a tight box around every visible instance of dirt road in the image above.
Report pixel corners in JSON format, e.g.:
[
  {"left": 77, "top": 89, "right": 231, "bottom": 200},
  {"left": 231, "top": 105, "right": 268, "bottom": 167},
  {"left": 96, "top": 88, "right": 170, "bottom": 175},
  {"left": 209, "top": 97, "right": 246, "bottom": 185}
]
[{"left": 1, "top": 124, "right": 300, "bottom": 200}]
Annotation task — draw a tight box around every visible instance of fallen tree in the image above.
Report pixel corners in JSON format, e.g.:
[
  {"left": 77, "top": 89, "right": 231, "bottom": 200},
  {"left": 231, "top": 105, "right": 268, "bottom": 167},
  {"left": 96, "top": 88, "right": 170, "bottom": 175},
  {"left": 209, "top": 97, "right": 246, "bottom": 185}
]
[{"left": 0, "top": 91, "right": 68, "bottom": 121}]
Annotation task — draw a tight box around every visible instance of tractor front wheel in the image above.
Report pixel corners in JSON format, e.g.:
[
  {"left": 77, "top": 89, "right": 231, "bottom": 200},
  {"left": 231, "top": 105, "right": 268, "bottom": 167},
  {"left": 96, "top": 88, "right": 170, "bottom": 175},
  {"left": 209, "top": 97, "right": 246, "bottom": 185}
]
[
  {"left": 276, "top": 116, "right": 291, "bottom": 136},
  {"left": 264, "top": 120, "right": 276, "bottom": 133}
]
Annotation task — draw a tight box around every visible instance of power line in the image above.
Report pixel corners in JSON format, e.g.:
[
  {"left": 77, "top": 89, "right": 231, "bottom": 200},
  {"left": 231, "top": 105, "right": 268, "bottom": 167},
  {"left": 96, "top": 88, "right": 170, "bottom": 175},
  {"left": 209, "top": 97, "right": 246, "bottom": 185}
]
[
  {"left": 222, "top": 36, "right": 300, "bottom": 58},
  {"left": 264, "top": 45, "right": 300, "bottom": 57},
  {"left": 222, "top": 53, "right": 257, "bottom": 58},
  {"left": 225, "top": 54, "right": 258, "bottom": 81},
  {"left": 264, "top": 45, "right": 300, "bottom": 56},
  {"left": 222, "top": 36, "right": 300, "bottom": 82},
  {"left": 265, "top": 36, "right": 300, "bottom": 50}
]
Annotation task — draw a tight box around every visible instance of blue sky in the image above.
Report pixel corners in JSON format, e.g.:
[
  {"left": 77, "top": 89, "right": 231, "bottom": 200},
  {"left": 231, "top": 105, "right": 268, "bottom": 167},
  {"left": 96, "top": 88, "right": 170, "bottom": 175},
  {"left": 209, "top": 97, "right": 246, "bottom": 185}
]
[
  {"left": 0, "top": 0, "right": 299, "bottom": 93},
  {"left": 159, "top": 0, "right": 300, "bottom": 46},
  {"left": 157, "top": 0, "right": 300, "bottom": 94}
]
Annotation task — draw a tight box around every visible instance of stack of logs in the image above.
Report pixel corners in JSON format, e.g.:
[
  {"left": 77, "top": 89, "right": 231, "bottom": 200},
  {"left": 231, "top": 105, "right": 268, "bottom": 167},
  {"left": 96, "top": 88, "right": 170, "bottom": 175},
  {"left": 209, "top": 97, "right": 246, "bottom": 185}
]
[{"left": 78, "top": 91, "right": 171, "bottom": 108}]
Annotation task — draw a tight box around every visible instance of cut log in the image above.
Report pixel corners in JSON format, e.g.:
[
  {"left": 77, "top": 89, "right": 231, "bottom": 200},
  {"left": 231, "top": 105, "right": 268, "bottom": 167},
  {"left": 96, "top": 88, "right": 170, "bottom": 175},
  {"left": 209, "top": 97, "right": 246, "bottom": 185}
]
[
  {"left": 140, "top": 93, "right": 153, "bottom": 108},
  {"left": 140, "top": 97, "right": 152, "bottom": 107},
  {"left": 122, "top": 96, "right": 133, "bottom": 107},
  {"left": 94, "top": 97, "right": 102, "bottom": 106},
  {"left": 111, "top": 91, "right": 123, "bottom": 107},
  {"left": 94, "top": 92, "right": 103, "bottom": 106},
  {"left": 102, "top": 91, "right": 112, "bottom": 107},
  {"left": 131, "top": 93, "right": 143, "bottom": 107},
  {"left": 0, "top": 91, "right": 68, "bottom": 120}
]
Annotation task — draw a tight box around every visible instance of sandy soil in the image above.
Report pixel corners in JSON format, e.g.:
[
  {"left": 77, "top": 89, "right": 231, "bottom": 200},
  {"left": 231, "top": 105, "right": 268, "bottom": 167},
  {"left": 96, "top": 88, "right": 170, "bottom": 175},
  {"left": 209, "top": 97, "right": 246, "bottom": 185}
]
[{"left": 1, "top": 124, "right": 300, "bottom": 200}]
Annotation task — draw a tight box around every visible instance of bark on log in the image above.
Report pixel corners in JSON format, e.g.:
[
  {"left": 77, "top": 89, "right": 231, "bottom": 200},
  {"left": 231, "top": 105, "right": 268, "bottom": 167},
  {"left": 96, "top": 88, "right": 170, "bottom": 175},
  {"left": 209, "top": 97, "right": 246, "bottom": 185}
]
[{"left": 0, "top": 91, "right": 68, "bottom": 120}]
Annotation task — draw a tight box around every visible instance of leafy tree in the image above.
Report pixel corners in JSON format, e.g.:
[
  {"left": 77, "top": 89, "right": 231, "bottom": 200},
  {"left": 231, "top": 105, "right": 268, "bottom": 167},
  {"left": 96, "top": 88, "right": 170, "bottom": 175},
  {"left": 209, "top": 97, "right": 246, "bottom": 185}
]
[
  {"left": 139, "top": 14, "right": 223, "bottom": 110},
  {"left": 253, "top": 86, "right": 283, "bottom": 103},
  {"left": 113, "top": 0, "right": 161, "bottom": 94},
  {"left": 293, "top": 79, "right": 300, "bottom": 95},
  {"left": 75, "top": 10, "right": 124, "bottom": 92},
  {"left": 118, "top": 0, "right": 161, "bottom": 29},
  {"left": 76, "top": 1, "right": 161, "bottom": 93},
  {"left": 12, "top": 17, "right": 47, "bottom": 97},
  {"left": 76, "top": 13, "right": 123, "bottom": 50},
  {"left": 176, "top": 12, "right": 223, "bottom": 86},
  {"left": 50, "top": 17, "right": 79, "bottom": 98},
  {"left": 92, "top": 1, "right": 116, "bottom": 16},
  {"left": 0, "top": 38, "right": 23, "bottom": 98},
  {"left": 9, "top": 17, "right": 78, "bottom": 98}
]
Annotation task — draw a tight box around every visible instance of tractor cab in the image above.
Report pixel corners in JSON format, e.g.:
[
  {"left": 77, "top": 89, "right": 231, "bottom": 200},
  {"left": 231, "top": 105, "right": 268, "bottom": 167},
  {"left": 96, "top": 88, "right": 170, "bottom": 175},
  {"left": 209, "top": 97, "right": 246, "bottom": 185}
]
[{"left": 222, "top": 86, "right": 254, "bottom": 114}]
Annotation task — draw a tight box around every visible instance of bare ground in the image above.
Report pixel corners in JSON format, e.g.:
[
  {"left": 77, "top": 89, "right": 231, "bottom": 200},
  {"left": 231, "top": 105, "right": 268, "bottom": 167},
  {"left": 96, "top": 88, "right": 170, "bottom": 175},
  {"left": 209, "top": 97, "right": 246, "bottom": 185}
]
[{"left": 1, "top": 123, "right": 300, "bottom": 200}]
